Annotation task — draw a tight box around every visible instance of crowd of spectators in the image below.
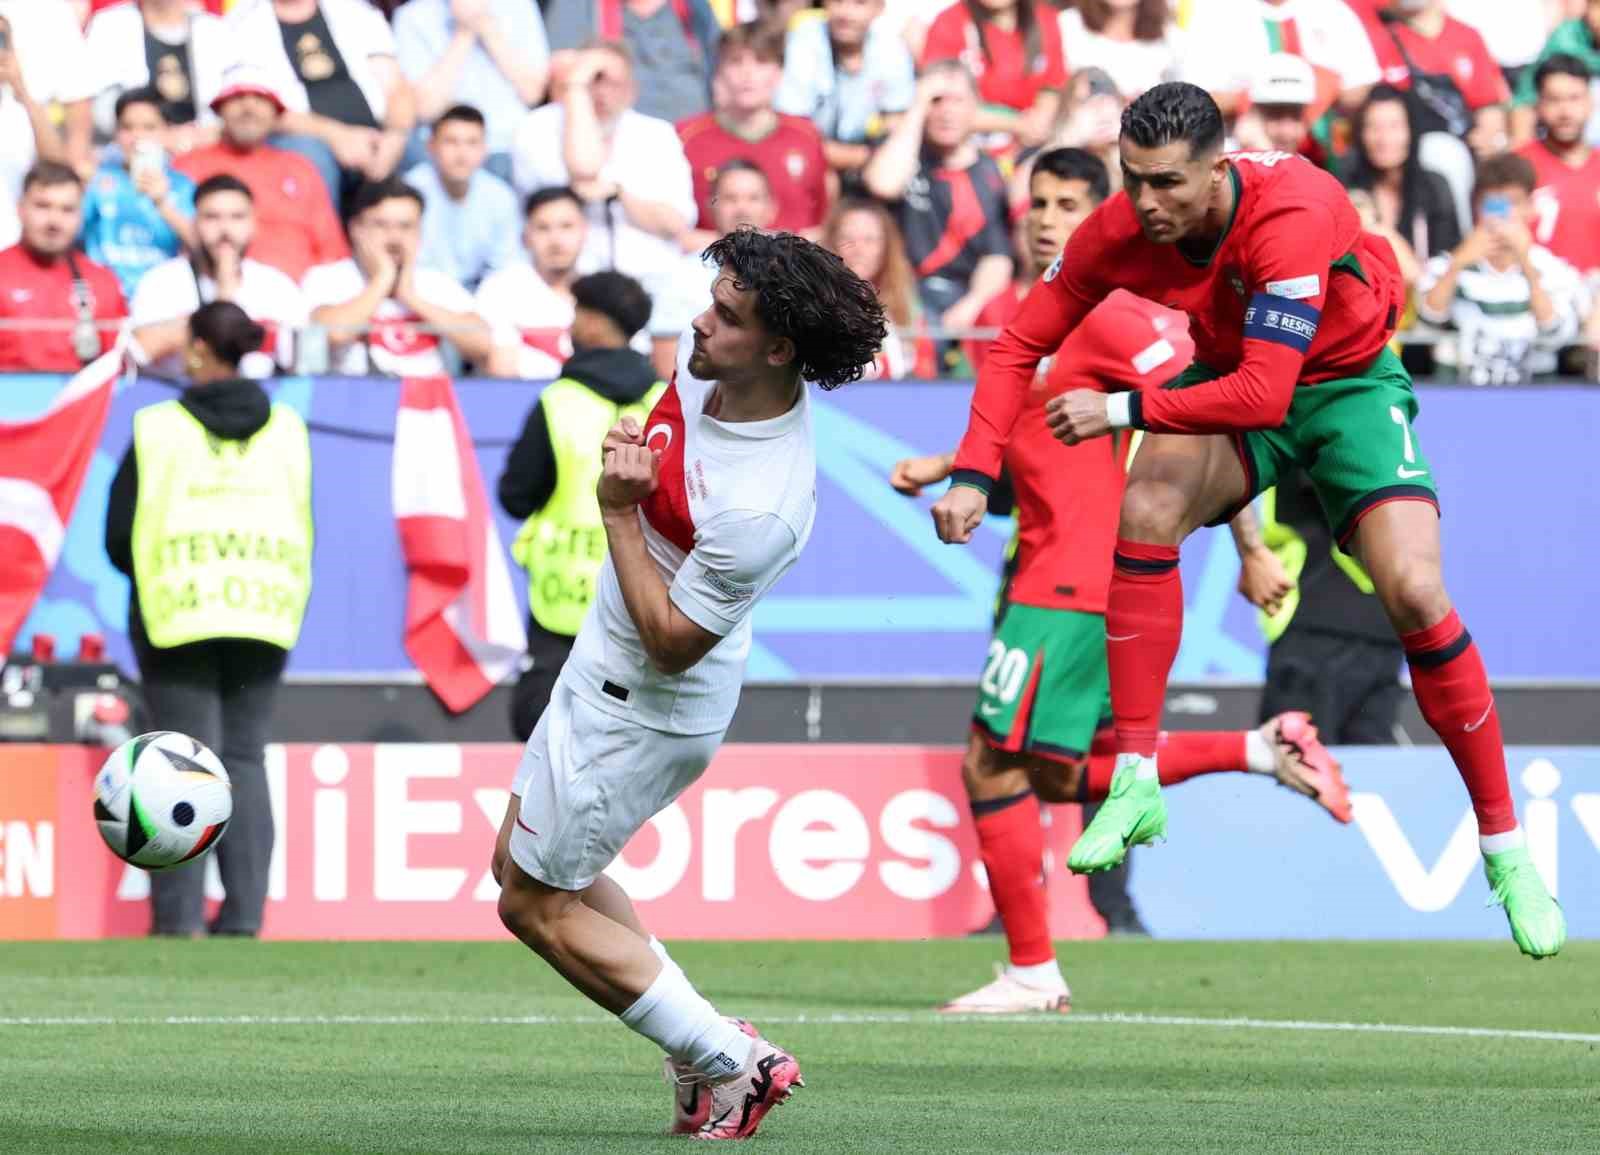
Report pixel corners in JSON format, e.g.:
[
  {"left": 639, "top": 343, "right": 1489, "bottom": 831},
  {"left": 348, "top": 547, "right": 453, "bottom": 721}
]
[{"left": 2, "top": 0, "right": 1600, "bottom": 384}]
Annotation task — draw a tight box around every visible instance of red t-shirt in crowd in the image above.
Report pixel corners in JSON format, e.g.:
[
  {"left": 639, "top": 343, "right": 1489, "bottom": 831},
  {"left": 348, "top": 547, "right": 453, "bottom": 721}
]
[
  {"left": 0, "top": 245, "right": 127, "bottom": 372},
  {"left": 1518, "top": 139, "right": 1600, "bottom": 275},
  {"left": 677, "top": 113, "right": 830, "bottom": 232},
  {"left": 954, "top": 152, "right": 1404, "bottom": 478},
  {"left": 1366, "top": 14, "right": 1509, "bottom": 110},
  {"left": 175, "top": 142, "right": 350, "bottom": 282},
  {"left": 998, "top": 288, "right": 1195, "bottom": 613},
  {"left": 921, "top": 3, "right": 1068, "bottom": 113}
]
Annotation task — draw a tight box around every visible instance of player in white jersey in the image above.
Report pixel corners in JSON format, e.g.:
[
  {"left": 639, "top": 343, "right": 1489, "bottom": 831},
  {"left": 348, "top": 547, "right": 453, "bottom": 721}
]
[{"left": 490, "top": 229, "right": 888, "bottom": 1141}]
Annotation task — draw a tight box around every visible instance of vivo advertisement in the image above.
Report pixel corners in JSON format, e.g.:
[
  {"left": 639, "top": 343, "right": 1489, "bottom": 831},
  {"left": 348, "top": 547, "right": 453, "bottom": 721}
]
[{"left": 4, "top": 375, "right": 1598, "bottom": 683}]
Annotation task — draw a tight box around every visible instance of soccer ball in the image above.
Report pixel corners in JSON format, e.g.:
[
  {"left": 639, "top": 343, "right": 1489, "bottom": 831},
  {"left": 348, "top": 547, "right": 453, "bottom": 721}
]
[{"left": 93, "top": 731, "right": 232, "bottom": 871}]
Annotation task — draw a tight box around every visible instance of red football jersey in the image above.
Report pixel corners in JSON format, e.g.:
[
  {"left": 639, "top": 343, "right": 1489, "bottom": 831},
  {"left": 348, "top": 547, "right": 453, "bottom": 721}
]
[
  {"left": 0, "top": 246, "right": 127, "bottom": 372},
  {"left": 1003, "top": 291, "right": 1194, "bottom": 613},
  {"left": 1368, "top": 15, "right": 1509, "bottom": 110},
  {"left": 921, "top": 2, "right": 1068, "bottom": 114},
  {"left": 955, "top": 152, "right": 1404, "bottom": 478},
  {"left": 677, "top": 113, "right": 829, "bottom": 232},
  {"left": 1519, "top": 140, "right": 1600, "bottom": 275}
]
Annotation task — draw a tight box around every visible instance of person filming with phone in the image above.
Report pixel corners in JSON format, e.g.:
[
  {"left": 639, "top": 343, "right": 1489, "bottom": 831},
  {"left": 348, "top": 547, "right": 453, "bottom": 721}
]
[{"left": 1417, "top": 152, "right": 1587, "bottom": 385}]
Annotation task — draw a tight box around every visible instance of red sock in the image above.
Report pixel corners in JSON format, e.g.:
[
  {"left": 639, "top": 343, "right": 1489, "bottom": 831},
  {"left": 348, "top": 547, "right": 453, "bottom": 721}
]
[
  {"left": 1085, "top": 729, "right": 1248, "bottom": 797},
  {"left": 1106, "top": 540, "right": 1184, "bottom": 756},
  {"left": 1402, "top": 610, "right": 1516, "bottom": 835},
  {"left": 972, "top": 791, "right": 1051, "bottom": 966}
]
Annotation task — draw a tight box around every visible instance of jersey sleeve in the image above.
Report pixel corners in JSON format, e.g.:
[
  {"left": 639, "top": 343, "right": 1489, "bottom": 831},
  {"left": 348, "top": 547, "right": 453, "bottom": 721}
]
[
  {"left": 1136, "top": 198, "right": 1333, "bottom": 435},
  {"left": 1458, "top": 26, "right": 1511, "bottom": 109},
  {"left": 669, "top": 510, "right": 801, "bottom": 638},
  {"left": 950, "top": 219, "right": 1105, "bottom": 486}
]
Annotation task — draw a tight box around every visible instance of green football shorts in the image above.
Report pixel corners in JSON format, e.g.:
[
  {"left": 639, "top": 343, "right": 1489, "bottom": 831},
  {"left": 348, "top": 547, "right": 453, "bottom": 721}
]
[
  {"left": 972, "top": 603, "right": 1110, "bottom": 763},
  {"left": 1170, "top": 348, "right": 1439, "bottom": 543}
]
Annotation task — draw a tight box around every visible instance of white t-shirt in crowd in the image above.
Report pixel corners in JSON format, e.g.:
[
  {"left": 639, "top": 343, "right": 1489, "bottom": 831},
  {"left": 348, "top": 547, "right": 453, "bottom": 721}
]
[
  {"left": 0, "top": 1, "right": 99, "bottom": 107},
  {"left": 1447, "top": 0, "right": 1548, "bottom": 70},
  {"left": 563, "top": 333, "right": 816, "bottom": 735},
  {"left": 475, "top": 263, "right": 575, "bottom": 380},
  {"left": 226, "top": 0, "right": 397, "bottom": 123},
  {"left": 83, "top": 2, "right": 233, "bottom": 133},
  {"left": 509, "top": 104, "right": 696, "bottom": 321},
  {"left": 301, "top": 258, "right": 478, "bottom": 376},
  {"left": 1057, "top": 8, "right": 1184, "bottom": 99},
  {"left": 1178, "top": 0, "right": 1271, "bottom": 98},
  {"left": 129, "top": 254, "right": 308, "bottom": 378},
  {"left": 1255, "top": 0, "right": 1381, "bottom": 94}
]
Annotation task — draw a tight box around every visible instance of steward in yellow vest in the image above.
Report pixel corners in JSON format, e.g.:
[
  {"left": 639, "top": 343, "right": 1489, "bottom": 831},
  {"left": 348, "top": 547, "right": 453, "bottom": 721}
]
[
  {"left": 1254, "top": 467, "right": 1404, "bottom": 745},
  {"left": 497, "top": 271, "right": 663, "bottom": 740},
  {"left": 103, "top": 302, "right": 309, "bottom": 939}
]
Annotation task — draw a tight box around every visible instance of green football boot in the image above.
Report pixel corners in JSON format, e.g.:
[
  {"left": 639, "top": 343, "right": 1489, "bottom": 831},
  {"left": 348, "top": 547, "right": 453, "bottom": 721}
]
[
  {"left": 1484, "top": 845, "right": 1566, "bottom": 959},
  {"left": 1067, "top": 758, "right": 1167, "bottom": 874}
]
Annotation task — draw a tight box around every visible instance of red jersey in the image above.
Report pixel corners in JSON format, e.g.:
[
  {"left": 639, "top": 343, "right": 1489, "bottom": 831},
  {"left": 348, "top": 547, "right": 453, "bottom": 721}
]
[
  {"left": 1519, "top": 139, "right": 1600, "bottom": 275},
  {"left": 1003, "top": 291, "right": 1194, "bottom": 613},
  {"left": 1368, "top": 15, "right": 1509, "bottom": 110},
  {"left": 954, "top": 152, "right": 1403, "bottom": 479},
  {"left": 677, "top": 113, "right": 829, "bottom": 233},
  {"left": 176, "top": 143, "right": 349, "bottom": 281},
  {"left": 0, "top": 246, "right": 127, "bottom": 372},
  {"left": 921, "top": 3, "right": 1068, "bottom": 114}
]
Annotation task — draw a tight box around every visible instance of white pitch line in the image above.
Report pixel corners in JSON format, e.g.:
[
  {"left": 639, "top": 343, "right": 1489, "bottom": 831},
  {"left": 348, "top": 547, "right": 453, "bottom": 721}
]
[{"left": 0, "top": 1011, "right": 1596, "bottom": 1045}]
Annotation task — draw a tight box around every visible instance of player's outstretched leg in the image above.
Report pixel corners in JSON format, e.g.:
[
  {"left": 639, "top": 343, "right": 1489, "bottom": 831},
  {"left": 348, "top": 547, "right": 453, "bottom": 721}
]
[
  {"left": 941, "top": 737, "right": 1071, "bottom": 1015},
  {"left": 1353, "top": 500, "right": 1564, "bottom": 958},
  {"left": 497, "top": 861, "right": 804, "bottom": 1135},
  {"left": 1070, "top": 434, "right": 1247, "bottom": 873},
  {"left": 1081, "top": 716, "right": 1352, "bottom": 823}
]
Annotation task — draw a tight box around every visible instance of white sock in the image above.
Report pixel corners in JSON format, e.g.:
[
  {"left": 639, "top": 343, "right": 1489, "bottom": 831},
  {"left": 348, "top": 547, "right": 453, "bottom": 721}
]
[
  {"left": 620, "top": 964, "right": 753, "bottom": 1080},
  {"left": 1118, "top": 751, "right": 1159, "bottom": 782},
  {"left": 1244, "top": 729, "right": 1276, "bottom": 774},
  {"left": 647, "top": 935, "right": 680, "bottom": 975},
  {"left": 1480, "top": 825, "right": 1525, "bottom": 855},
  {"left": 1006, "top": 958, "right": 1066, "bottom": 990}
]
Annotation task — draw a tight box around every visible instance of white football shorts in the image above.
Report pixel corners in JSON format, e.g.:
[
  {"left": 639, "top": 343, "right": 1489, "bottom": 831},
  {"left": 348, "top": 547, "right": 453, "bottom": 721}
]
[{"left": 507, "top": 677, "right": 723, "bottom": 891}]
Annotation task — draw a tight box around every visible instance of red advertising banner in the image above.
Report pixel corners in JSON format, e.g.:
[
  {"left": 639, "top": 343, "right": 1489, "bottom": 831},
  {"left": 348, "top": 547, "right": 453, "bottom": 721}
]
[{"left": 0, "top": 744, "right": 1104, "bottom": 941}]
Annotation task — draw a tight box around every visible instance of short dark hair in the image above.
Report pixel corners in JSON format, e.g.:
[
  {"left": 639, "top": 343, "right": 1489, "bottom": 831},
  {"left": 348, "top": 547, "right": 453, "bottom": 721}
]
[
  {"left": 115, "top": 86, "right": 166, "bottom": 124},
  {"left": 348, "top": 178, "right": 425, "bottom": 220},
  {"left": 712, "top": 158, "right": 771, "bottom": 196},
  {"left": 717, "top": 20, "right": 785, "bottom": 66},
  {"left": 1031, "top": 147, "right": 1111, "bottom": 205},
  {"left": 1121, "top": 82, "right": 1225, "bottom": 157},
  {"left": 435, "top": 103, "right": 486, "bottom": 130},
  {"left": 1535, "top": 52, "right": 1592, "bottom": 94},
  {"left": 1474, "top": 151, "right": 1537, "bottom": 199},
  {"left": 189, "top": 300, "right": 266, "bottom": 368},
  {"left": 702, "top": 228, "right": 888, "bottom": 391},
  {"left": 524, "top": 186, "right": 583, "bottom": 218},
  {"left": 572, "top": 271, "right": 653, "bottom": 340},
  {"left": 22, "top": 161, "right": 81, "bottom": 195},
  {"left": 194, "top": 173, "right": 253, "bottom": 206}
]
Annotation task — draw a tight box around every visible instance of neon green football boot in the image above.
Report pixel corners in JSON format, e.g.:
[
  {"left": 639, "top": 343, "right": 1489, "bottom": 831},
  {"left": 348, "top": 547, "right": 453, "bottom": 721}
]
[
  {"left": 1067, "top": 757, "right": 1167, "bottom": 874},
  {"left": 1484, "top": 845, "right": 1566, "bottom": 959}
]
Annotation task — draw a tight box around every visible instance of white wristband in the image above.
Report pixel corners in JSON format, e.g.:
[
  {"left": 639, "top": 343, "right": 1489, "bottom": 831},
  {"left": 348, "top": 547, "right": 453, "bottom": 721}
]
[{"left": 1105, "top": 391, "right": 1132, "bottom": 429}]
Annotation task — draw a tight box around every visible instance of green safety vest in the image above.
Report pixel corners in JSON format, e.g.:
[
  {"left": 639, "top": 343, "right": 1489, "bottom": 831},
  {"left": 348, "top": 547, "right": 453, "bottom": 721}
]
[
  {"left": 131, "top": 399, "right": 313, "bottom": 651},
  {"left": 512, "top": 377, "right": 664, "bottom": 636},
  {"left": 1257, "top": 486, "right": 1375, "bottom": 643}
]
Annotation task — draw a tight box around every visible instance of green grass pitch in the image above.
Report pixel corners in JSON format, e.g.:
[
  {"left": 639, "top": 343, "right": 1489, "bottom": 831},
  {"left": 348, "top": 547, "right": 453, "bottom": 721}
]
[{"left": 2, "top": 939, "right": 1597, "bottom": 1154}]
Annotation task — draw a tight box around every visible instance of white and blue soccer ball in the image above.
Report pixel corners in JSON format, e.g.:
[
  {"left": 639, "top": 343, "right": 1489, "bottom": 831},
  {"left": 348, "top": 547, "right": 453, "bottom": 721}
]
[{"left": 93, "top": 731, "right": 232, "bottom": 871}]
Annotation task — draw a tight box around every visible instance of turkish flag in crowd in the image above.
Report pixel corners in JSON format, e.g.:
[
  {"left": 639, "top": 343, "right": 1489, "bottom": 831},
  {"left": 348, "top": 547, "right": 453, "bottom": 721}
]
[
  {"left": 392, "top": 376, "right": 525, "bottom": 713},
  {"left": 0, "top": 349, "right": 123, "bottom": 655}
]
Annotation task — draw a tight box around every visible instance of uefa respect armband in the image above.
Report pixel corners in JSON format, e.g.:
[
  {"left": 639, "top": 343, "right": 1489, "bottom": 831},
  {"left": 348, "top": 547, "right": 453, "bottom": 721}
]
[{"left": 1242, "top": 292, "right": 1320, "bottom": 354}]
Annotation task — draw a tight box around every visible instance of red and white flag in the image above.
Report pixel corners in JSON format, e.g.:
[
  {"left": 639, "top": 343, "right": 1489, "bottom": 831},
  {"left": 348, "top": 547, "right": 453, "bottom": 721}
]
[
  {"left": 392, "top": 376, "right": 525, "bottom": 713},
  {"left": 0, "top": 348, "right": 123, "bottom": 654}
]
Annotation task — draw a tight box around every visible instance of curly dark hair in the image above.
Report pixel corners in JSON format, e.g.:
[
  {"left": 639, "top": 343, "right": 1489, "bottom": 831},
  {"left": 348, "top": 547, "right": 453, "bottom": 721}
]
[
  {"left": 703, "top": 228, "right": 888, "bottom": 391},
  {"left": 1121, "top": 82, "right": 1224, "bottom": 157}
]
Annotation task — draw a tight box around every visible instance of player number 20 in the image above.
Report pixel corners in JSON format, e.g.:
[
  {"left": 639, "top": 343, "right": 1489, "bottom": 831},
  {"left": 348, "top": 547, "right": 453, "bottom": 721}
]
[{"left": 981, "top": 642, "right": 1030, "bottom": 704}]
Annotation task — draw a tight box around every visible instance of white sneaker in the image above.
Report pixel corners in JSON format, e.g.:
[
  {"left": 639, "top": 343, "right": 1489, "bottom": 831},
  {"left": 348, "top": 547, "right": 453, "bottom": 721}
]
[{"left": 938, "top": 965, "right": 1071, "bottom": 1014}]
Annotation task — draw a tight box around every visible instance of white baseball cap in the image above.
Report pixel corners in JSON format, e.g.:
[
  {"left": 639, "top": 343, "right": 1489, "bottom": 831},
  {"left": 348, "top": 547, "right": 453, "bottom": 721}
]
[{"left": 1250, "top": 54, "right": 1316, "bottom": 109}]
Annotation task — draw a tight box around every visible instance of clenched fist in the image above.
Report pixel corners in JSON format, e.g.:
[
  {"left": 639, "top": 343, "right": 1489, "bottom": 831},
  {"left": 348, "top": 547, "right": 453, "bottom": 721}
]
[
  {"left": 1045, "top": 389, "right": 1112, "bottom": 445},
  {"left": 930, "top": 483, "right": 988, "bottom": 544},
  {"left": 598, "top": 442, "right": 660, "bottom": 511}
]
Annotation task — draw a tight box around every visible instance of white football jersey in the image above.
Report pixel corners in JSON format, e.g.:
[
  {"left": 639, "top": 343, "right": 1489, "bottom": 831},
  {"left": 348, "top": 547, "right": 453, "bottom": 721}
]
[{"left": 563, "top": 335, "right": 817, "bottom": 734}]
